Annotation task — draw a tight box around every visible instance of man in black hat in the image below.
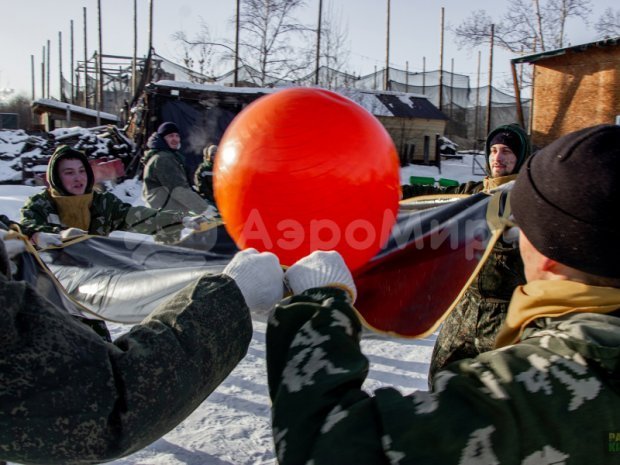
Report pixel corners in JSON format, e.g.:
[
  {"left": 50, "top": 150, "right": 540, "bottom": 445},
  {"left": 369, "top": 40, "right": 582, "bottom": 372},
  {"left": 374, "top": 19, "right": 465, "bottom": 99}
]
[
  {"left": 404, "top": 124, "right": 532, "bottom": 385},
  {"left": 142, "top": 121, "right": 210, "bottom": 215},
  {"left": 264, "top": 123, "right": 620, "bottom": 464}
]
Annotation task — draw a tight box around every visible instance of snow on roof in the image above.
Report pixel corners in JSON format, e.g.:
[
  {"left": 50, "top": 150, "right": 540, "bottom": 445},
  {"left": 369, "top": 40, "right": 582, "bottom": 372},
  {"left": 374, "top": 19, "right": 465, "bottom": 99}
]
[
  {"left": 152, "top": 80, "right": 443, "bottom": 119},
  {"left": 152, "top": 80, "right": 278, "bottom": 95},
  {"left": 32, "top": 98, "right": 118, "bottom": 121}
]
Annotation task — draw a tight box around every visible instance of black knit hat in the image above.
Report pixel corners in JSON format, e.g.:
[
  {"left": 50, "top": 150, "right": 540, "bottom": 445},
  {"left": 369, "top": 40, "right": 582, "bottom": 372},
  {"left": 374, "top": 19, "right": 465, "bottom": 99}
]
[
  {"left": 511, "top": 124, "right": 620, "bottom": 278},
  {"left": 157, "top": 121, "right": 180, "bottom": 138},
  {"left": 489, "top": 131, "right": 522, "bottom": 157},
  {"left": 485, "top": 124, "right": 530, "bottom": 176},
  {"left": 47, "top": 145, "right": 95, "bottom": 195}
]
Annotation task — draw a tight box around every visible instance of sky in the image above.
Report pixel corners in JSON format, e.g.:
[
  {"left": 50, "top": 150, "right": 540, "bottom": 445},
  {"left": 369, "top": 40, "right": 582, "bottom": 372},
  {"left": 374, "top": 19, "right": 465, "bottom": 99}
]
[{"left": 1, "top": 0, "right": 616, "bottom": 101}]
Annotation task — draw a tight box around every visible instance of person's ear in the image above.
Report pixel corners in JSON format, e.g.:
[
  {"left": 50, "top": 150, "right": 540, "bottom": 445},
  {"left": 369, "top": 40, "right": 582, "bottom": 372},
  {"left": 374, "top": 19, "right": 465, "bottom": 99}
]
[{"left": 540, "top": 257, "right": 572, "bottom": 280}]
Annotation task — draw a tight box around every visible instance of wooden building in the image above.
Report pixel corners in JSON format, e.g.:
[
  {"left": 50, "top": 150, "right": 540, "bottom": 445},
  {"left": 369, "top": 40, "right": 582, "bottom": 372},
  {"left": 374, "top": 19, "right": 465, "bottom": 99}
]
[
  {"left": 341, "top": 89, "right": 448, "bottom": 166},
  {"left": 512, "top": 36, "right": 620, "bottom": 147},
  {"left": 31, "top": 98, "right": 119, "bottom": 131}
]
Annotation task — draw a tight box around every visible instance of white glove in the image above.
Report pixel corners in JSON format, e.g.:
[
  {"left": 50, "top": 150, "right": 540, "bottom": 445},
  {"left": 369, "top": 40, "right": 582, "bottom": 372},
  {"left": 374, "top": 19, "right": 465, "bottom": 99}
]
[
  {"left": 32, "top": 232, "right": 63, "bottom": 248},
  {"left": 60, "top": 228, "right": 87, "bottom": 239},
  {"left": 183, "top": 207, "right": 218, "bottom": 230},
  {"left": 0, "top": 230, "right": 26, "bottom": 259},
  {"left": 222, "top": 248, "right": 284, "bottom": 313},
  {"left": 182, "top": 215, "right": 208, "bottom": 230},
  {"left": 284, "top": 250, "right": 357, "bottom": 303}
]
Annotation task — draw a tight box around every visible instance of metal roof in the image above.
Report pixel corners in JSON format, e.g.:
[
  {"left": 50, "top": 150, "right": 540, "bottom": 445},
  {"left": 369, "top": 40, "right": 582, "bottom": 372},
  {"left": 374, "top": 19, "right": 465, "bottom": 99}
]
[{"left": 511, "top": 36, "right": 620, "bottom": 65}]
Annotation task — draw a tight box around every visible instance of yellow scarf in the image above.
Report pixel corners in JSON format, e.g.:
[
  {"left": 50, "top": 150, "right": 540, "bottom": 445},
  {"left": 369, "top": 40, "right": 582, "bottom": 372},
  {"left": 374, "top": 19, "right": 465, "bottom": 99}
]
[
  {"left": 495, "top": 280, "right": 620, "bottom": 348},
  {"left": 50, "top": 188, "right": 93, "bottom": 231},
  {"left": 483, "top": 174, "right": 518, "bottom": 191}
]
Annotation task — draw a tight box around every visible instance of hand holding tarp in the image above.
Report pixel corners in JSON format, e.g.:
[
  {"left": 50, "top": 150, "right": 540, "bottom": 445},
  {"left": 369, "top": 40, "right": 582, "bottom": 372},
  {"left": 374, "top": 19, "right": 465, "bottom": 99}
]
[
  {"left": 222, "top": 248, "right": 284, "bottom": 313},
  {"left": 32, "top": 232, "right": 63, "bottom": 248},
  {"left": 0, "top": 230, "right": 26, "bottom": 259},
  {"left": 284, "top": 250, "right": 357, "bottom": 303},
  {"left": 60, "top": 228, "right": 87, "bottom": 239}
]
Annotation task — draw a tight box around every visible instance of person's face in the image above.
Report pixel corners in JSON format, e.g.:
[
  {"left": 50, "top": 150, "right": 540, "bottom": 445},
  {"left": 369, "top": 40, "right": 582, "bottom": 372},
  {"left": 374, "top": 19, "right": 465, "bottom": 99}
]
[
  {"left": 489, "top": 144, "right": 518, "bottom": 177},
  {"left": 518, "top": 230, "right": 547, "bottom": 282},
  {"left": 164, "top": 132, "right": 181, "bottom": 150},
  {"left": 58, "top": 158, "right": 88, "bottom": 195}
]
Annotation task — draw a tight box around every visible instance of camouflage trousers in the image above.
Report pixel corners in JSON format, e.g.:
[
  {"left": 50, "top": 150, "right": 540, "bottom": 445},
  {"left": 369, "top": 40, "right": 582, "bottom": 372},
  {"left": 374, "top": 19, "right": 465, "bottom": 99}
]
[{"left": 428, "top": 291, "right": 510, "bottom": 388}]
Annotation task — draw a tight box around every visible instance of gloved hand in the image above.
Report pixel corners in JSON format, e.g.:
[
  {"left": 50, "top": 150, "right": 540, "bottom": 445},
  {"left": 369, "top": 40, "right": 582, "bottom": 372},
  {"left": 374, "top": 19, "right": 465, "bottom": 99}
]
[
  {"left": 222, "top": 248, "right": 284, "bottom": 313},
  {"left": 0, "top": 230, "right": 26, "bottom": 259},
  {"left": 284, "top": 250, "right": 357, "bottom": 303},
  {"left": 182, "top": 215, "right": 209, "bottom": 231},
  {"left": 60, "top": 227, "right": 87, "bottom": 239},
  {"left": 32, "top": 231, "right": 63, "bottom": 248}
]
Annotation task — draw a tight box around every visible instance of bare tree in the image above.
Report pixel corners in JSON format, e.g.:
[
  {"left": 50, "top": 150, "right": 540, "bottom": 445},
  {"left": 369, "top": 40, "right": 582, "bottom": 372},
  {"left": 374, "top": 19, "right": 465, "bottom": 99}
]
[
  {"left": 545, "top": 0, "right": 592, "bottom": 48},
  {"left": 595, "top": 8, "right": 620, "bottom": 38},
  {"left": 453, "top": 0, "right": 592, "bottom": 54},
  {"left": 171, "top": 20, "right": 219, "bottom": 82},
  {"left": 236, "top": 0, "right": 310, "bottom": 86},
  {"left": 314, "top": 2, "right": 352, "bottom": 88}
]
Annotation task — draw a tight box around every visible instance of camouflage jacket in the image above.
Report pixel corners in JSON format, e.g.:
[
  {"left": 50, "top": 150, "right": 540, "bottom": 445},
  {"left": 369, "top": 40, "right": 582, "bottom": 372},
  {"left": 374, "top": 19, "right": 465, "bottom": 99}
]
[
  {"left": 0, "top": 273, "right": 252, "bottom": 464},
  {"left": 266, "top": 287, "right": 620, "bottom": 464},
  {"left": 194, "top": 161, "right": 215, "bottom": 204},
  {"left": 141, "top": 136, "right": 209, "bottom": 214},
  {"left": 19, "top": 189, "right": 185, "bottom": 242}
]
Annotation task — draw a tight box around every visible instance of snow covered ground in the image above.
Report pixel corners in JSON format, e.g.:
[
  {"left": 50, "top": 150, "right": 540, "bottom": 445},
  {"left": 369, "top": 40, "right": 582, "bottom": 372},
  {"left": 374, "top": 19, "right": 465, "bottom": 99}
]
[{"left": 0, "top": 157, "right": 484, "bottom": 465}]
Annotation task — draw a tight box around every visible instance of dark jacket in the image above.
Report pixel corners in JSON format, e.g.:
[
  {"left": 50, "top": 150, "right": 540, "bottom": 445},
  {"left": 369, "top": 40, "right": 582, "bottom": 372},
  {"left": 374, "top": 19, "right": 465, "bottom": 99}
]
[
  {"left": 0, "top": 267, "right": 252, "bottom": 464},
  {"left": 141, "top": 133, "right": 209, "bottom": 214},
  {"left": 266, "top": 287, "right": 620, "bottom": 465}
]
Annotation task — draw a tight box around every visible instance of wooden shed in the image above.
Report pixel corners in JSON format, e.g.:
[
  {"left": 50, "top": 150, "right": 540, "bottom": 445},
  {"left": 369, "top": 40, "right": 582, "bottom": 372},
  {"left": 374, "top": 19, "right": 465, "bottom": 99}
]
[
  {"left": 512, "top": 36, "right": 620, "bottom": 147},
  {"left": 341, "top": 89, "right": 448, "bottom": 166},
  {"left": 32, "top": 98, "right": 119, "bottom": 131}
]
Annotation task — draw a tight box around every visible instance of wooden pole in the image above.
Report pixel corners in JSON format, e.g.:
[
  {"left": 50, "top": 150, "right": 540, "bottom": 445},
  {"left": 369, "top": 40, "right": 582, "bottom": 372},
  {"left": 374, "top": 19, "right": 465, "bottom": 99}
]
[
  {"left": 422, "top": 56, "right": 426, "bottom": 94},
  {"left": 41, "top": 46, "right": 45, "bottom": 99},
  {"left": 511, "top": 60, "right": 525, "bottom": 129},
  {"left": 83, "top": 7, "right": 88, "bottom": 108},
  {"left": 46, "top": 39, "right": 51, "bottom": 98},
  {"left": 234, "top": 0, "right": 240, "bottom": 86},
  {"left": 58, "top": 31, "right": 63, "bottom": 101},
  {"left": 97, "top": 0, "right": 103, "bottom": 113},
  {"left": 450, "top": 57, "right": 454, "bottom": 118},
  {"left": 31, "top": 55, "right": 35, "bottom": 100},
  {"left": 384, "top": 0, "right": 391, "bottom": 91},
  {"left": 485, "top": 23, "right": 495, "bottom": 136},
  {"left": 315, "top": 0, "right": 323, "bottom": 86},
  {"left": 474, "top": 50, "right": 481, "bottom": 143},
  {"left": 438, "top": 7, "right": 444, "bottom": 110},
  {"left": 148, "top": 0, "right": 154, "bottom": 54},
  {"left": 405, "top": 61, "right": 409, "bottom": 91},
  {"left": 70, "top": 20, "right": 75, "bottom": 104},
  {"left": 132, "top": 0, "right": 137, "bottom": 95}
]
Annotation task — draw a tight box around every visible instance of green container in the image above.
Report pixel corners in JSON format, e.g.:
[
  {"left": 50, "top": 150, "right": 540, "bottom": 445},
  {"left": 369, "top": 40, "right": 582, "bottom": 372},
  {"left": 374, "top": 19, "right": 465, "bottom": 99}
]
[
  {"left": 409, "top": 175, "right": 436, "bottom": 186},
  {"left": 438, "top": 178, "right": 460, "bottom": 187}
]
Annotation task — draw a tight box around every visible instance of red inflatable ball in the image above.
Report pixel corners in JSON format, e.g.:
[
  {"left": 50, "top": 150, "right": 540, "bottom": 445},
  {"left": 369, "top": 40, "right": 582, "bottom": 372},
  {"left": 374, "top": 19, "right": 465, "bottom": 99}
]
[{"left": 214, "top": 87, "right": 400, "bottom": 271}]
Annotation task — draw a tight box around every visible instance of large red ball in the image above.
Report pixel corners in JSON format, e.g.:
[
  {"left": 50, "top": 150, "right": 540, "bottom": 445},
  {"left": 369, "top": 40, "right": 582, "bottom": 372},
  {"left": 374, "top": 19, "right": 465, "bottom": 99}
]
[{"left": 214, "top": 87, "right": 400, "bottom": 271}]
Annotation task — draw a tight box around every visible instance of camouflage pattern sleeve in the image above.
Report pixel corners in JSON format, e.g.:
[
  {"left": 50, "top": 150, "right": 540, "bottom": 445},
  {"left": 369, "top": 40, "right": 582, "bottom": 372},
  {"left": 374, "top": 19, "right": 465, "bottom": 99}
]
[
  {"left": 267, "top": 290, "right": 620, "bottom": 464},
  {"left": 19, "top": 191, "right": 63, "bottom": 237},
  {"left": 91, "top": 192, "right": 184, "bottom": 241},
  {"left": 0, "top": 274, "right": 252, "bottom": 464}
]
